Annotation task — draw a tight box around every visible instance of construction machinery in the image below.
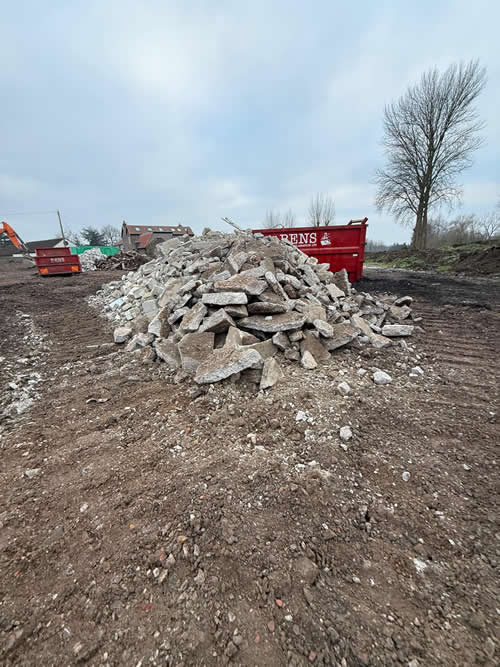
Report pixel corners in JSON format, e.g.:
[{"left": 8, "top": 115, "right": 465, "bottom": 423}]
[
  {"left": 0, "top": 221, "right": 30, "bottom": 254},
  {"left": 0, "top": 221, "right": 81, "bottom": 275}
]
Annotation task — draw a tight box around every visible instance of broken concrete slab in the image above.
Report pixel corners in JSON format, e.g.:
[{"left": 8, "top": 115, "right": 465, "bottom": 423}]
[
  {"left": 154, "top": 340, "right": 181, "bottom": 369},
  {"left": 239, "top": 312, "right": 306, "bottom": 334},
  {"left": 326, "top": 283, "right": 345, "bottom": 299},
  {"left": 114, "top": 326, "right": 133, "bottom": 344},
  {"left": 260, "top": 357, "right": 284, "bottom": 390},
  {"left": 381, "top": 324, "right": 414, "bottom": 337},
  {"left": 322, "top": 322, "right": 359, "bottom": 351},
  {"left": 199, "top": 309, "right": 236, "bottom": 334},
  {"left": 301, "top": 350, "right": 317, "bottom": 369},
  {"left": 126, "top": 332, "right": 154, "bottom": 351},
  {"left": 178, "top": 332, "right": 215, "bottom": 373},
  {"left": 194, "top": 346, "right": 262, "bottom": 384},
  {"left": 180, "top": 302, "right": 208, "bottom": 332},
  {"left": 247, "top": 339, "right": 277, "bottom": 361},
  {"left": 213, "top": 275, "right": 267, "bottom": 296},
  {"left": 351, "top": 314, "right": 391, "bottom": 349},
  {"left": 201, "top": 292, "right": 248, "bottom": 306},
  {"left": 247, "top": 301, "right": 288, "bottom": 315},
  {"left": 313, "top": 319, "right": 334, "bottom": 338},
  {"left": 272, "top": 331, "right": 290, "bottom": 350},
  {"left": 300, "top": 330, "right": 330, "bottom": 363},
  {"left": 224, "top": 304, "right": 248, "bottom": 318}
]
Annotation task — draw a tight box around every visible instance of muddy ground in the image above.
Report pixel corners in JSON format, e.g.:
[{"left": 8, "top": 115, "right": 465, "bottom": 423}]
[{"left": 0, "top": 264, "right": 499, "bottom": 666}]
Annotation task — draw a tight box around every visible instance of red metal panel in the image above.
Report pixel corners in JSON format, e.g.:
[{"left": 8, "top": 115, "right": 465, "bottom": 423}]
[
  {"left": 35, "top": 247, "right": 81, "bottom": 275},
  {"left": 253, "top": 219, "right": 367, "bottom": 282},
  {"left": 35, "top": 247, "right": 72, "bottom": 257}
]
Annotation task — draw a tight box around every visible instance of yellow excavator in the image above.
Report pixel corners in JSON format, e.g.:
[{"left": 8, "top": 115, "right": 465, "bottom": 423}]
[{"left": 0, "top": 221, "right": 30, "bottom": 255}]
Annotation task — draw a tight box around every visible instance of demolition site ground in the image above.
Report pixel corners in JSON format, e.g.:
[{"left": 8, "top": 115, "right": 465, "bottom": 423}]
[{"left": 0, "top": 263, "right": 499, "bottom": 666}]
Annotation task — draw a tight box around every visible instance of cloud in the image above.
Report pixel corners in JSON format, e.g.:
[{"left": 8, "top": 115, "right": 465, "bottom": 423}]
[{"left": 0, "top": 0, "right": 498, "bottom": 243}]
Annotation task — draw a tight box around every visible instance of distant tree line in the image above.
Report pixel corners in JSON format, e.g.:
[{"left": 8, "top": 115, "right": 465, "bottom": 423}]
[
  {"left": 367, "top": 211, "right": 499, "bottom": 252},
  {"left": 262, "top": 193, "right": 336, "bottom": 229},
  {"left": 65, "top": 224, "right": 121, "bottom": 246}
]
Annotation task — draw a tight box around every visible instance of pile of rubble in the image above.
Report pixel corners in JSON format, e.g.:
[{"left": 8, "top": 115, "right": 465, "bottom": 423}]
[
  {"left": 95, "top": 250, "right": 149, "bottom": 271},
  {"left": 79, "top": 248, "right": 105, "bottom": 271},
  {"left": 93, "top": 231, "right": 418, "bottom": 389}
]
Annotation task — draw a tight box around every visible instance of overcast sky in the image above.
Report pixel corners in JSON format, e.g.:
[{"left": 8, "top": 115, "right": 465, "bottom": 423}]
[{"left": 2, "top": 0, "right": 499, "bottom": 243}]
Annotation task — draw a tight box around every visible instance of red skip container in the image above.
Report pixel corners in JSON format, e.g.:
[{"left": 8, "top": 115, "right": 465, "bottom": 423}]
[
  {"left": 253, "top": 218, "right": 368, "bottom": 282},
  {"left": 34, "top": 247, "right": 81, "bottom": 276}
]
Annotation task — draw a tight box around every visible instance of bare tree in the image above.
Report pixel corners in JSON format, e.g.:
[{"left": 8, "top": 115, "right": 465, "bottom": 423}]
[
  {"left": 100, "top": 224, "right": 121, "bottom": 245},
  {"left": 263, "top": 209, "right": 296, "bottom": 228},
  {"left": 374, "top": 60, "right": 486, "bottom": 249},
  {"left": 477, "top": 212, "right": 500, "bottom": 240},
  {"left": 282, "top": 209, "right": 297, "bottom": 227},
  {"left": 308, "top": 193, "right": 336, "bottom": 226},
  {"left": 64, "top": 228, "right": 82, "bottom": 245}
]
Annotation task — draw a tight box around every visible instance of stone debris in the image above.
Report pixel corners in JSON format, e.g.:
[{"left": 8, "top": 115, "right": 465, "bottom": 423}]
[
  {"left": 92, "top": 230, "right": 420, "bottom": 387},
  {"left": 79, "top": 248, "right": 107, "bottom": 272},
  {"left": 339, "top": 426, "right": 353, "bottom": 442},
  {"left": 113, "top": 326, "right": 133, "bottom": 343},
  {"left": 373, "top": 370, "right": 393, "bottom": 385},
  {"left": 381, "top": 324, "right": 414, "bottom": 337}
]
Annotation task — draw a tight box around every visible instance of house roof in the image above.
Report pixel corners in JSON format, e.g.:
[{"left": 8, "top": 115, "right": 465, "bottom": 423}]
[
  {"left": 123, "top": 223, "right": 193, "bottom": 237},
  {"left": 137, "top": 232, "right": 153, "bottom": 249},
  {"left": 26, "top": 238, "right": 64, "bottom": 251}
]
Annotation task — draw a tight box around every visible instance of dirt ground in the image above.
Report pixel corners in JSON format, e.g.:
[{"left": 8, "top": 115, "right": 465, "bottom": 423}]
[{"left": 1, "top": 264, "right": 499, "bottom": 666}]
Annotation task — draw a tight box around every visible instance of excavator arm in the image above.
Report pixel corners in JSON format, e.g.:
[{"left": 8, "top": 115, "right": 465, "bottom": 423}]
[{"left": 0, "top": 222, "right": 29, "bottom": 254}]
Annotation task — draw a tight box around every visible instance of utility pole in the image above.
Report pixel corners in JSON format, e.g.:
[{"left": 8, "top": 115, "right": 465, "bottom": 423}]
[{"left": 57, "top": 210, "right": 68, "bottom": 246}]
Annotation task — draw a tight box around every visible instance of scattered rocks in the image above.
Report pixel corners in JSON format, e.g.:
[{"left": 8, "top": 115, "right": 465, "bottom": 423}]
[
  {"left": 24, "top": 468, "right": 41, "bottom": 479},
  {"left": 337, "top": 381, "right": 351, "bottom": 396},
  {"left": 373, "top": 370, "right": 392, "bottom": 385},
  {"left": 381, "top": 324, "right": 414, "bottom": 337},
  {"left": 260, "top": 358, "right": 283, "bottom": 390},
  {"left": 113, "top": 326, "right": 133, "bottom": 344},
  {"left": 339, "top": 426, "right": 353, "bottom": 441},
  {"left": 301, "top": 350, "right": 317, "bottom": 369}
]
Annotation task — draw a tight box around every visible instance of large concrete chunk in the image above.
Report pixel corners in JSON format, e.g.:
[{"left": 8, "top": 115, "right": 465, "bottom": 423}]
[
  {"left": 322, "top": 322, "right": 359, "bottom": 351},
  {"left": 247, "top": 339, "right": 277, "bottom": 361},
  {"left": 313, "top": 319, "right": 334, "bottom": 338},
  {"left": 199, "top": 309, "right": 236, "bottom": 334},
  {"left": 224, "top": 326, "right": 259, "bottom": 348},
  {"left": 213, "top": 275, "right": 267, "bottom": 296},
  {"left": 301, "top": 350, "right": 317, "bottom": 369},
  {"left": 239, "top": 312, "right": 306, "bottom": 334},
  {"left": 154, "top": 340, "right": 181, "bottom": 369},
  {"left": 201, "top": 292, "right": 248, "bottom": 306},
  {"left": 326, "top": 284, "right": 345, "bottom": 299},
  {"left": 351, "top": 314, "right": 391, "bottom": 349},
  {"left": 114, "top": 326, "right": 132, "bottom": 344},
  {"left": 260, "top": 357, "right": 284, "bottom": 390},
  {"left": 178, "top": 332, "right": 215, "bottom": 373},
  {"left": 300, "top": 330, "right": 330, "bottom": 363},
  {"left": 224, "top": 304, "right": 248, "bottom": 318},
  {"left": 194, "top": 346, "right": 263, "bottom": 384},
  {"left": 381, "top": 324, "right": 414, "bottom": 337},
  {"left": 180, "top": 302, "right": 208, "bottom": 332},
  {"left": 247, "top": 301, "right": 288, "bottom": 315},
  {"left": 272, "top": 331, "right": 290, "bottom": 350}
]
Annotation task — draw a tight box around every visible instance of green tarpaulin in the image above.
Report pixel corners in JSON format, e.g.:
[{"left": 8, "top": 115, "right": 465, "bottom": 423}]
[{"left": 70, "top": 246, "right": 119, "bottom": 256}]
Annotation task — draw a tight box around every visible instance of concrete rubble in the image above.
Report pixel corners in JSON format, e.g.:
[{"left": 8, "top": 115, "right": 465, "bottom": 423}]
[
  {"left": 92, "top": 230, "right": 419, "bottom": 387},
  {"left": 80, "top": 248, "right": 105, "bottom": 272}
]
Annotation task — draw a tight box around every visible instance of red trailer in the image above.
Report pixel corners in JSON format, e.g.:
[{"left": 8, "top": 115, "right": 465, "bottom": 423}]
[
  {"left": 34, "top": 247, "right": 81, "bottom": 276},
  {"left": 253, "top": 218, "right": 368, "bottom": 282}
]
